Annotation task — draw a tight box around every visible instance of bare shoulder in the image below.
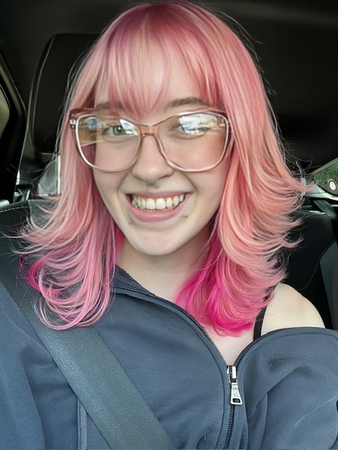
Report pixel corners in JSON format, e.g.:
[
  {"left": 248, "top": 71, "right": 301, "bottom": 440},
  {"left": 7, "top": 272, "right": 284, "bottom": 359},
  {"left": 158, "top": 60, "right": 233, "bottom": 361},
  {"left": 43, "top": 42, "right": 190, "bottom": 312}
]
[{"left": 262, "top": 283, "right": 325, "bottom": 335}]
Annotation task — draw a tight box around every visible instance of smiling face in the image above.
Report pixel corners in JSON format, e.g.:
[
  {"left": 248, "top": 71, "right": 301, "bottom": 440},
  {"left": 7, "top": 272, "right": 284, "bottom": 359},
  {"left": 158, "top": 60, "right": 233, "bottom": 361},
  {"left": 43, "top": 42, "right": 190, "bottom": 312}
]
[{"left": 92, "top": 58, "right": 228, "bottom": 268}]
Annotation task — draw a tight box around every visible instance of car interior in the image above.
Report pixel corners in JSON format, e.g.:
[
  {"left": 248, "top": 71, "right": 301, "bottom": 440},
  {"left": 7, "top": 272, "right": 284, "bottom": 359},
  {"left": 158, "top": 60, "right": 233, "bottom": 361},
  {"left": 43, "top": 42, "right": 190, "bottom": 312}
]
[{"left": 0, "top": 0, "right": 337, "bottom": 329}]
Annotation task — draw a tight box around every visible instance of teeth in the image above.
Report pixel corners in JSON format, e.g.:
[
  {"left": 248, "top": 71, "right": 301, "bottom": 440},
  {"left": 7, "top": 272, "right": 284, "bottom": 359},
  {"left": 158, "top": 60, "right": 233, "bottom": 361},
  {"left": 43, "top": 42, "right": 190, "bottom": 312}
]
[
  {"left": 155, "top": 198, "right": 166, "bottom": 210},
  {"left": 131, "top": 194, "right": 185, "bottom": 211},
  {"left": 146, "top": 198, "right": 156, "bottom": 210}
]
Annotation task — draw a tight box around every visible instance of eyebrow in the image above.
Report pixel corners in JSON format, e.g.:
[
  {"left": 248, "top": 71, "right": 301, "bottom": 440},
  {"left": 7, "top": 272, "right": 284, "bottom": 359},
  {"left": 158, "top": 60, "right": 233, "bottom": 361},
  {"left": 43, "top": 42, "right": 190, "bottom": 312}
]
[
  {"left": 94, "top": 101, "right": 118, "bottom": 111},
  {"left": 95, "top": 97, "right": 209, "bottom": 111},
  {"left": 165, "top": 97, "right": 210, "bottom": 110}
]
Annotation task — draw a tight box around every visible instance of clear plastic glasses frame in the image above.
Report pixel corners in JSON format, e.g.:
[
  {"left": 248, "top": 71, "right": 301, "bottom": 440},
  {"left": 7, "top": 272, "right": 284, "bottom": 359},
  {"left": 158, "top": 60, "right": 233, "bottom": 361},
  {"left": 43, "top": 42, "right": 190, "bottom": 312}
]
[{"left": 69, "top": 109, "right": 231, "bottom": 173}]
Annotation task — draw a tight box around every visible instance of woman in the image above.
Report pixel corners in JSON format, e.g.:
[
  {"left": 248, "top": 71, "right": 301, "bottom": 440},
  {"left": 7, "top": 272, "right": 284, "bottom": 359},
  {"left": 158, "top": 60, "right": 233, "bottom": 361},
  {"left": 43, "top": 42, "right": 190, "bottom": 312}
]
[{"left": 1, "top": 1, "right": 337, "bottom": 449}]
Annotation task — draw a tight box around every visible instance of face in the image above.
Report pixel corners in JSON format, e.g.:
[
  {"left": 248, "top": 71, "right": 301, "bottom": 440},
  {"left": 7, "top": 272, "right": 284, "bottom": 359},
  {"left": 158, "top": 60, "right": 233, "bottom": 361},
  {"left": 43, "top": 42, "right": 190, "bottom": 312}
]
[{"left": 93, "top": 59, "right": 228, "bottom": 265}]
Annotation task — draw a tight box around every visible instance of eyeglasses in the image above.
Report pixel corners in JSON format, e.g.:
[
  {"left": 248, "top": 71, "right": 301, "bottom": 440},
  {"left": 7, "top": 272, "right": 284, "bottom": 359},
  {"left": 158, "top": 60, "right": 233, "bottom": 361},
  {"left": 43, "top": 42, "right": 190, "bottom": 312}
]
[{"left": 69, "top": 109, "right": 231, "bottom": 173}]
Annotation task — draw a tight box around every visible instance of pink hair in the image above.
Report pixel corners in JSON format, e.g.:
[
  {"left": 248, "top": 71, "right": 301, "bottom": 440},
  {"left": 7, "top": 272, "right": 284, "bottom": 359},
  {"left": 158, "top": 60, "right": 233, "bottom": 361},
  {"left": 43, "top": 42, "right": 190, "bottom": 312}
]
[{"left": 21, "top": 1, "right": 304, "bottom": 333}]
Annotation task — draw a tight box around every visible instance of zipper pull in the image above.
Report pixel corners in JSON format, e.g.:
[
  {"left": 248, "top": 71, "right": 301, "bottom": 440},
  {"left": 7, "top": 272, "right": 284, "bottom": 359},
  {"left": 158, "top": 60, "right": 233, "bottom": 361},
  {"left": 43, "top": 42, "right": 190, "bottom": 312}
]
[{"left": 227, "top": 365, "right": 243, "bottom": 405}]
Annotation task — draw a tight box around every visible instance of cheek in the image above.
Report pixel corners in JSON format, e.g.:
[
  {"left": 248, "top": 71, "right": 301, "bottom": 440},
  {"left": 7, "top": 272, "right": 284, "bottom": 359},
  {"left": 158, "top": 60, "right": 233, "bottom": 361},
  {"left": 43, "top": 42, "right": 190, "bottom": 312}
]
[
  {"left": 93, "top": 171, "right": 124, "bottom": 205},
  {"left": 194, "top": 165, "right": 227, "bottom": 203},
  {"left": 198, "top": 168, "right": 227, "bottom": 218}
]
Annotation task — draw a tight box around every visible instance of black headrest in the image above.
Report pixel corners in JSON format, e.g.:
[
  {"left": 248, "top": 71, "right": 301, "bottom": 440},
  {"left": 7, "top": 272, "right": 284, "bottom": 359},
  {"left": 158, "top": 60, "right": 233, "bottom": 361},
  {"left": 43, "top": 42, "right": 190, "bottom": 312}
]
[{"left": 28, "top": 33, "right": 98, "bottom": 161}]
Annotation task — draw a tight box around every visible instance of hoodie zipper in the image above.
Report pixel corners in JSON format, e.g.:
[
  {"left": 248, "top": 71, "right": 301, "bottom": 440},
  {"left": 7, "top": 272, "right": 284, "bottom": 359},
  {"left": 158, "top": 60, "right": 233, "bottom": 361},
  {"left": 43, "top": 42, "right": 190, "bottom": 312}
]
[
  {"left": 197, "top": 324, "right": 243, "bottom": 448},
  {"left": 227, "top": 365, "right": 243, "bottom": 405}
]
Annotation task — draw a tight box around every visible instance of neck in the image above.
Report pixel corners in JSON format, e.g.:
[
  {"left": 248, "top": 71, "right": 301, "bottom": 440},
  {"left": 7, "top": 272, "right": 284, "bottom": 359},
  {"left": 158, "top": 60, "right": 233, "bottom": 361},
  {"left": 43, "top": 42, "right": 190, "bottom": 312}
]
[{"left": 116, "top": 229, "right": 209, "bottom": 301}]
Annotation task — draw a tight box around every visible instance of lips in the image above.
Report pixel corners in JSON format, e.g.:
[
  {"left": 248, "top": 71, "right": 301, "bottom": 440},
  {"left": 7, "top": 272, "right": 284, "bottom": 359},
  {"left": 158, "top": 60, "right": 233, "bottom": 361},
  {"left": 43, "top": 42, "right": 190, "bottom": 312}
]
[{"left": 131, "top": 194, "right": 185, "bottom": 210}]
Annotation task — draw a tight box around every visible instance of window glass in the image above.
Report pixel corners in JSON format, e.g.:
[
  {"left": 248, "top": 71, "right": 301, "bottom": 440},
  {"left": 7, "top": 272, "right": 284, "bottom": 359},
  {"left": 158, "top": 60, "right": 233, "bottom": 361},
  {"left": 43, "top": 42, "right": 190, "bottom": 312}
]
[
  {"left": 0, "top": 87, "right": 10, "bottom": 138},
  {"left": 312, "top": 158, "right": 338, "bottom": 196}
]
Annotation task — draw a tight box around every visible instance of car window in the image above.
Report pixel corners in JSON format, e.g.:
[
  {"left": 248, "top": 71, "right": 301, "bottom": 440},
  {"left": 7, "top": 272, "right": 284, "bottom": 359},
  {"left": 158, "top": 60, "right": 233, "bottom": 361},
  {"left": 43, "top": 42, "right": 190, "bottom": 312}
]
[
  {"left": 0, "top": 87, "right": 10, "bottom": 138},
  {"left": 312, "top": 158, "right": 338, "bottom": 196}
]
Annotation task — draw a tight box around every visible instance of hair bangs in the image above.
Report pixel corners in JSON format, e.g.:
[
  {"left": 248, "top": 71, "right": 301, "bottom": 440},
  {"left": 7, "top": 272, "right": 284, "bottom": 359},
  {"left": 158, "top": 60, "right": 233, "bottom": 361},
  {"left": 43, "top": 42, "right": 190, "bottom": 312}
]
[{"left": 93, "top": 13, "right": 176, "bottom": 116}]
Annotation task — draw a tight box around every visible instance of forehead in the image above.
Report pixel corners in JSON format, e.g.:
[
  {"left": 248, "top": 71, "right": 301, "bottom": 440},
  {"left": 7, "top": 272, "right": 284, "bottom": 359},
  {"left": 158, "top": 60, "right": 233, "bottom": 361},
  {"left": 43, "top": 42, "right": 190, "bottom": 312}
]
[{"left": 163, "top": 55, "right": 199, "bottom": 100}]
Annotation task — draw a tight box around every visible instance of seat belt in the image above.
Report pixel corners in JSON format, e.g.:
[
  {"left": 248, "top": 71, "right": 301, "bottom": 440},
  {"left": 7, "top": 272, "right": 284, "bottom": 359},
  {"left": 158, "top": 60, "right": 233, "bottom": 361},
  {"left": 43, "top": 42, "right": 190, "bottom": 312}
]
[
  {"left": 313, "top": 199, "right": 338, "bottom": 243},
  {"left": 0, "top": 244, "right": 176, "bottom": 449}
]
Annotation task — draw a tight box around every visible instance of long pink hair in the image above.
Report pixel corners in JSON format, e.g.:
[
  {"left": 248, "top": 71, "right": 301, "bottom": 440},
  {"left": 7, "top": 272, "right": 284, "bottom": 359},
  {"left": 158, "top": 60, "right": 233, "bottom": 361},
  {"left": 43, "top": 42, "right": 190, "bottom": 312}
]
[{"left": 21, "top": 1, "right": 304, "bottom": 334}]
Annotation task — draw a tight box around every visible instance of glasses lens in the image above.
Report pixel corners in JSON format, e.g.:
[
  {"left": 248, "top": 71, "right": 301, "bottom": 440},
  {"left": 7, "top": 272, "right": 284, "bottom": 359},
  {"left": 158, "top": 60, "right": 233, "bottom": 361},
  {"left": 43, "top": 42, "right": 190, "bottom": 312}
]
[
  {"left": 158, "top": 112, "right": 228, "bottom": 171},
  {"left": 76, "top": 115, "right": 140, "bottom": 171},
  {"left": 74, "top": 111, "right": 229, "bottom": 172}
]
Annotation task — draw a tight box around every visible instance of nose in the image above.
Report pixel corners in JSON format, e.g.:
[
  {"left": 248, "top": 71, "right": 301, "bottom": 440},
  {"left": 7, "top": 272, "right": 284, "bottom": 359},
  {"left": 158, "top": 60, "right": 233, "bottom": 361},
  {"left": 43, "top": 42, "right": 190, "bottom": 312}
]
[{"left": 131, "top": 134, "right": 174, "bottom": 184}]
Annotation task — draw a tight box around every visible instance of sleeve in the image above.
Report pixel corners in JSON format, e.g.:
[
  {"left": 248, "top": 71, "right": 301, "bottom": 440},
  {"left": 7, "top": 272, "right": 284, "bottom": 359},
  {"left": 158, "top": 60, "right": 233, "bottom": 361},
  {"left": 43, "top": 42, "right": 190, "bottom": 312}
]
[
  {"left": 241, "top": 328, "right": 338, "bottom": 449},
  {"left": 0, "top": 282, "right": 46, "bottom": 449}
]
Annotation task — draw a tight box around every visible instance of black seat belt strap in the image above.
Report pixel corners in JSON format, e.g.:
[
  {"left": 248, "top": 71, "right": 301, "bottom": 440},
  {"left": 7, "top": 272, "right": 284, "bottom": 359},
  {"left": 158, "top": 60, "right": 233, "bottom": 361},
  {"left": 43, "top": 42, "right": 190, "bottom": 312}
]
[{"left": 313, "top": 199, "right": 338, "bottom": 243}]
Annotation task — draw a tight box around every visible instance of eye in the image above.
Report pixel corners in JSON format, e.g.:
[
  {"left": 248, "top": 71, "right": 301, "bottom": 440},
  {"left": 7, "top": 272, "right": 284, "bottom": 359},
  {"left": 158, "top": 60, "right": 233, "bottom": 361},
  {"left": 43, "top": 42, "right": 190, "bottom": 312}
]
[
  {"left": 103, "top": 124, "right": 127, "bottom": 137},
  {"left": 100, "top": 119, "right": 138, "bottom": 140},
  {"left": 174, "top": 114, "right": 219, "bottom": 137}
]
